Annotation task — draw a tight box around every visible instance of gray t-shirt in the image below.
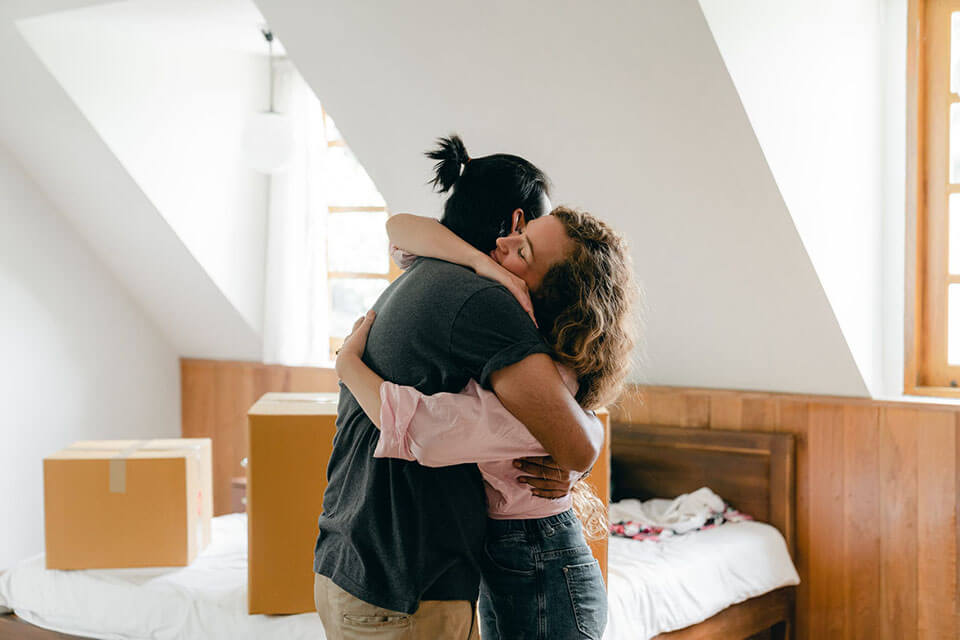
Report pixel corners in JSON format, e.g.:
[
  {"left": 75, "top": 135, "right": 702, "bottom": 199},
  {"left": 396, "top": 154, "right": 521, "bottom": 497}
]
[{"left": 313, "top": 258, "right": 552, "bottom": 614}]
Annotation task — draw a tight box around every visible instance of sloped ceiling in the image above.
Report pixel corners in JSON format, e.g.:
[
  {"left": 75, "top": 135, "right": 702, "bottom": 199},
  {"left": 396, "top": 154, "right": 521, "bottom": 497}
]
[
  {"left": 0, "top": 0, "right": 871, "bottom": 396},
  {"left": 254, "top": 0, "right": 869, "bottom": 396},
  {"left": 0, "top": 0, "right": 261, "bottom": 361}
]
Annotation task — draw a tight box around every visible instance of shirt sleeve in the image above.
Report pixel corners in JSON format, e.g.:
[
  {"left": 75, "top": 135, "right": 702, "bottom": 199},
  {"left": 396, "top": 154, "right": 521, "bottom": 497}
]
[
  {"left": 390, "top": 245, "right": 419, "bottom": 270},
  {"left": 373, "top": 377, "right": 554, "bottom": 467},
  {"left": 449, "top": 286, "right": 553, "bottom": 388}
]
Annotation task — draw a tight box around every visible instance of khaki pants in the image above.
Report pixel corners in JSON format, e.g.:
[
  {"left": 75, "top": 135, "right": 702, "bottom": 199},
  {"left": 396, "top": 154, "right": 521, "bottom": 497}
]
[{"left": 314, "top": 573, "right": 480, "bottom": 640}]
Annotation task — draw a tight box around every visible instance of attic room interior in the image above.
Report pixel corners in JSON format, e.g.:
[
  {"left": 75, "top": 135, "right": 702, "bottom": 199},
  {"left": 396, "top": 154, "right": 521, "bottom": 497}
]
[{"left": 0, "top": 0, "right": 956, "bottom": 639}]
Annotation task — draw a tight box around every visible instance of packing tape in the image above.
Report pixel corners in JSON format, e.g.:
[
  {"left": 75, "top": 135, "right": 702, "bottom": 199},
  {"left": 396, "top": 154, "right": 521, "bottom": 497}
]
[{"left": 66, "top": 440, "right": 205, "bottom": 494}]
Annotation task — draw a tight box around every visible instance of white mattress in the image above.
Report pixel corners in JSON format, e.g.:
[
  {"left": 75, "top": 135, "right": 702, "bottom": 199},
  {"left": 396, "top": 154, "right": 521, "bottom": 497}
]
[
  {"left": 0, "top": 514, "right": 326, "bottom": 640},
  {"left": 0, "top": 515, "right": 798, "bottom": 640},
  {"left": 605, "top": 520, "right": 800, "bottom": 640}
]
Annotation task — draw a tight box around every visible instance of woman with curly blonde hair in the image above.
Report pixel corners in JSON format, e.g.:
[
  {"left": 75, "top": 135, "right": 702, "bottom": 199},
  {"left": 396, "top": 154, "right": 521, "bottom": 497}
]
[{"left": 334, "top": 137, "right": 639, "bottom": 640}]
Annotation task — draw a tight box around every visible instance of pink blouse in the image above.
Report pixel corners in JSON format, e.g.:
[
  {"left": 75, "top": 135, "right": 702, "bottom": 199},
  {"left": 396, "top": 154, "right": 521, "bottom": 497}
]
[{"left": 373, "top": 362, "right": 597, "bottom": 520}]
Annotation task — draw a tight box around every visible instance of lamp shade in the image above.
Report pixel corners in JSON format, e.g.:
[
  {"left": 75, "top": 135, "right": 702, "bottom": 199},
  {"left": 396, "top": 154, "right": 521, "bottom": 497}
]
[{"left": 242, "top": 111, "right": 295, "bottom": 174}]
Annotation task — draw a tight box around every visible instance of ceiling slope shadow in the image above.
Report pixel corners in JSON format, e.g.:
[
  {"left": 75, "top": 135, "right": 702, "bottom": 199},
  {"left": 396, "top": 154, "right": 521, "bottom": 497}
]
[
  {"left": 256, "top": 0, "right": 869, "bottom": 396},
  {"left": 698, "top": 0, "right": 890, "bottom": 398},
  {"left": 0, "top": 0, "right": 261, "bottom": 361}
]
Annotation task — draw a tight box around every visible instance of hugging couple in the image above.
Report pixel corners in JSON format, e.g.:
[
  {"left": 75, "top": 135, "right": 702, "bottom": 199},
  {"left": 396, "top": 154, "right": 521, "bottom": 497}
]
[{"left": 313, "top": 134, "right": 638, "bottom": 640}]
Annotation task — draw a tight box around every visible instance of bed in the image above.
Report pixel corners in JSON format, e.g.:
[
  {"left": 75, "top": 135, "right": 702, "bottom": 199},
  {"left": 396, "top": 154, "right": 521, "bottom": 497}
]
[
  {"left": 608, "top": 422, "right": 797, "bottom": 639},
  {"left": 1, "top": 423, "right": 797, "bottom": 640}
]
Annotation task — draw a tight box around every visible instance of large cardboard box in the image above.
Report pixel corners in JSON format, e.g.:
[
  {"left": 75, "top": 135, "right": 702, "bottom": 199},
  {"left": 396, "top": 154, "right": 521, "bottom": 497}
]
[
  {"left": 247, "top": 392, "right": 339, "bottom": 615},
  {"left": 44, "top": 438, "right": 212, "bottom": 570}
]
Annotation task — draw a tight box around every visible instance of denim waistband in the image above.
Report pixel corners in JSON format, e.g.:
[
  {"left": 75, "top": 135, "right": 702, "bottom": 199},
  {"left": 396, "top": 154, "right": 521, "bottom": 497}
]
[{"left": 486, "top": 509, "right": 579, "bottom": 537}]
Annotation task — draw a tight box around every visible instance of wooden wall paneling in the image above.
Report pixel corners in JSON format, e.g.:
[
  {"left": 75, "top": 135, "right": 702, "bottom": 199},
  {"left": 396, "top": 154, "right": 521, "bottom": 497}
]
[
  {"left": 709, "top": 392, "right": 780, "bottom": 431},
  {"left": 879, "top": 408, "right": 919, "bottom": 640},
  {"left": 740, "top": 395, "right": 781, "bottom": 431},
  {"left": 647, "top": 389, "right": 700, "bottom": 427},
  {"left": 181, "top": 359, "right": 339, "bottom": 515},
  {"left": 841, "top": 405, "right": 881, "bottom": 640},
  {"left": 916, "top": 410, "right": 957, "bottom": 639},
  {"left": 611, "top": 387, "right": 709, "bottom": 427},
  {"left": 708, "top": 392, "right": 743, "bottom": 429},
  {"left": 806, "top": 404, "right": 846, "bottom": 639},
  {"left": 213, "top": 363, "right": 252, "bottom": 517}
]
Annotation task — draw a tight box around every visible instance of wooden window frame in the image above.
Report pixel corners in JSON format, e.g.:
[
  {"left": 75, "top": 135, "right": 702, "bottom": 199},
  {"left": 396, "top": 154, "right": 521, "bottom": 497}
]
[
  {"left": 319, "top": 107, "right": 399, "bottom": 361},
  {"left": 905, "top": 0, "right": 960, "bottom": 396},
  {"left": 325, "top": 205, "right": 401, "bottom": 360}
]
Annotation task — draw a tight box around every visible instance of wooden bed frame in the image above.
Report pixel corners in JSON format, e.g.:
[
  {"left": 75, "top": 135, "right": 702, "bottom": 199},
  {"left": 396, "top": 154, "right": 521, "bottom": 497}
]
[
  {"left": 2, "top": 422, "right": 796, "bottom": 640},
  {"left": 611, "top": 422, "right": 796, "bottom": 640}
]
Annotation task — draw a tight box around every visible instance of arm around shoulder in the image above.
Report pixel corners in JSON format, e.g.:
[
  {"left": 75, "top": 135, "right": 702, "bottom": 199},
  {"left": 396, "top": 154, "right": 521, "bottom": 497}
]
[{"left": 489, "top": 353, "right": 603, "bottom": 473}]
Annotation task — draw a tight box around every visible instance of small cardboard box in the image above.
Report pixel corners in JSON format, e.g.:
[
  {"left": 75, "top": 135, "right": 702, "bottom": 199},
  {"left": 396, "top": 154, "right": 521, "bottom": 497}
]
[
  {"left": 44, "top": 438, "right": 213, "bottom": 570},
  {"left": 247, "top": 392, "right": 339, "bottom": 615}
]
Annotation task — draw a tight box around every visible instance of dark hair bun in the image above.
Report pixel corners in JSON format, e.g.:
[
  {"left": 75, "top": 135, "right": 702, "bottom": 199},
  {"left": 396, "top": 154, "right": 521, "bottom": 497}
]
[{"left": 425, "top": 134, "right": 470, "bottom": 193}]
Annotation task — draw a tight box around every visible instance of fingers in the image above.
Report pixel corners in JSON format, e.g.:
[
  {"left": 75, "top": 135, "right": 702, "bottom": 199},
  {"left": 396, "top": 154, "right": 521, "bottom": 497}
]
[
  {"left": 514, "top": 461, "right": 570, "bottom": 482},
  {"left": 350, "top": 316, "right": 365, "bottom": 335},
  {"left": 518, "top": 476, "right": 574, "bottom": 499}
]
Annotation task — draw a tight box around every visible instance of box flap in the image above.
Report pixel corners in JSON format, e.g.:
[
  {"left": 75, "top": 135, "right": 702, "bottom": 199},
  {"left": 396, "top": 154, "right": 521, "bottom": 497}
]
[{"left": 248, "top": 392, "right": 339, "bottom": 416}]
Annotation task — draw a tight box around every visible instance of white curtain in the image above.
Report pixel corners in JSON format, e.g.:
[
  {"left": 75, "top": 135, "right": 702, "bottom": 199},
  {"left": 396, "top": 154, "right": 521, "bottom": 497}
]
[{"left": 261, "top": 60, "right": 330, "bottom": 366}]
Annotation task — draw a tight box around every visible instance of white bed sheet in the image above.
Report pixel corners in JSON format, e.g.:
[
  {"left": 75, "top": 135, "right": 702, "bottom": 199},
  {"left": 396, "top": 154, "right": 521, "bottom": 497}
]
[
  {"left": 605, "top": 520, "right": 800, "bottom": 640},
  {"left": 0, "top": 514, "right": 326, "bottom": 640},
  {"left": 0, "top": 515, "right": 798, "bottom": 640}
]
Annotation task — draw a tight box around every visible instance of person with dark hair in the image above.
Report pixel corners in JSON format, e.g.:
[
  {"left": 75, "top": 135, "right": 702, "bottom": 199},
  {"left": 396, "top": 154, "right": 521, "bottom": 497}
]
[
  {"left": 333, "top": 205, "right": 637, "bottom": 639},
  {"left": 312, "top": 136, "right": 604, "bottom": 640},
  {"left": 427, "top": 135, "right": 552, "bottom": 255}
]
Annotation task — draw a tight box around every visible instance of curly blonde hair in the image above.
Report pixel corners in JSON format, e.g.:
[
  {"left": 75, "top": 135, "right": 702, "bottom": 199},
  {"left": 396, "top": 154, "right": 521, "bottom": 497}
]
[
  {"left": 532, "top": 206, "right": 640, "bottom": 540},
  {"left": 533, "top": 207, "right": 639, "bottom": 410}
]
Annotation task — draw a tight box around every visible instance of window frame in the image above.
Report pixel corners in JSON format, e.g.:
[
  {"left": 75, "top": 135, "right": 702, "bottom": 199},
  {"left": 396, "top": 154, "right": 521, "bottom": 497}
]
[
  {"left": 321, "top": 115, "right": 400, "bottom": 360},
  {"left": 905, "top": 0, "right": 960, "bottom": 396}
]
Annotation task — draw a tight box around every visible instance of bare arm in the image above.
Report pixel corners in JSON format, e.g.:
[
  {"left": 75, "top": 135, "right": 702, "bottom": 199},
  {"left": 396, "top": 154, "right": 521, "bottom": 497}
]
[
  {"left": 386, "top": 214, "right": 536, "bottom": 323},
  {"left": 490, "top": 353, "right": 604, "bottom": 473},
  {"left": 335, "top": 312, "right": 383, "bottom": 428},
  {"left": 386, "top": 214, "right": 488, "bottom": 272}
]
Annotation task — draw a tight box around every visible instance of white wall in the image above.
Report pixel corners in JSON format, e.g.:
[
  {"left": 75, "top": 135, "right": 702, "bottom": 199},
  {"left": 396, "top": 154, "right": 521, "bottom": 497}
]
[
  {"left": 0, "top": 143, "right": 180, "bottom": 570},
  {"left": 698, "top": 0, "right": 905, "bottom": 397},
  {"left": 255, "top": 0, "right": 869, "bottom": 396},
  {"left": 18, "top": 4, "right": 270, "bottom": 334},
  {"left": 881, "top": 0, "right": 908, "bottom": 399}
]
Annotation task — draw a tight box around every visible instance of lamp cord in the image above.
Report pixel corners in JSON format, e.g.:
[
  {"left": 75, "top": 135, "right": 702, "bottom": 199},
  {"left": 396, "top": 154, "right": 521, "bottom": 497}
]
[{"left": 262, "top": 28, "right": 275, "bottom": 113}]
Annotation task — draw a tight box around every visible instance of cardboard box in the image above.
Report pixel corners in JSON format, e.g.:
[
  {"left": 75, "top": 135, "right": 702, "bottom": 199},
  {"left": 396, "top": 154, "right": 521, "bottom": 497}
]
[
  {"left": 247, "top": 392, "right": 339, "bottom": 615},
  {"left": 44, "top": 438, "right": 212, "bottom": 570}
]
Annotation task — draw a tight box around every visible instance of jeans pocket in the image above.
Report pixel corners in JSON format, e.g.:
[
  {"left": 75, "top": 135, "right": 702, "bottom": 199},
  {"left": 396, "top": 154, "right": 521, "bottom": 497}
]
[
  {"left": 484, "top": 536, "right": 536, "bottom": 576},
  {"left": 563, "top": 560, "right": 607, "bottom": 640},
  {"left": 342, "top": 612, "right": 411, "bottom": 628}
]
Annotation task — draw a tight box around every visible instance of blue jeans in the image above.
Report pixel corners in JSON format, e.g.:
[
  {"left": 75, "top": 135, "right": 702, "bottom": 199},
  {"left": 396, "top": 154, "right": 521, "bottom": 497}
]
[{"left": 478, "top": 510, "right": 607, "bottom": 640}]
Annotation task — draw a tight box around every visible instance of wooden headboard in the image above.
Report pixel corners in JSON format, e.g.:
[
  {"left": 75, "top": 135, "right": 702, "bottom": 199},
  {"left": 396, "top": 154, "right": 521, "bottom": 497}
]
[{"left": 610, "top": 423, "right": 795, "bottom": 556}]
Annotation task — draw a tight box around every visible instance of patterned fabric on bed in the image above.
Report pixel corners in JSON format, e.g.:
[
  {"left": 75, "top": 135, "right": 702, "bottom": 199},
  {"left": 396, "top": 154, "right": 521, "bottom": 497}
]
[{"left": 609, "top": 487, "right": 753, "bottom": 541}]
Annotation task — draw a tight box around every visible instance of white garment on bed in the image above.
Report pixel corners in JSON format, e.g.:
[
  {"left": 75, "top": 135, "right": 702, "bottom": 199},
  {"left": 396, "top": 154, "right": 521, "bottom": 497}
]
[{"left": 608, "top": 487, "right": 727, "bottom": 534}]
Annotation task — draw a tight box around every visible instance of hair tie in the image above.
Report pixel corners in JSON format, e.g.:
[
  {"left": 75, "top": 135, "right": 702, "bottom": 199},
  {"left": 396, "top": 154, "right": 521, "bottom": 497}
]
[{"left": 459, "top": 156, "right": 471, "bottom": 176}]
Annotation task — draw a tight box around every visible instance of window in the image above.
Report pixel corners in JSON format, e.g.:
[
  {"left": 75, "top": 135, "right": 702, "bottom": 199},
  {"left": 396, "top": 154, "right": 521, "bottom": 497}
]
[
  {"left": 906, "top": 0, "right": 960, "bottom": 394},
  {"left": 321, "top": 111, "right": 401, "bottom": 360}
]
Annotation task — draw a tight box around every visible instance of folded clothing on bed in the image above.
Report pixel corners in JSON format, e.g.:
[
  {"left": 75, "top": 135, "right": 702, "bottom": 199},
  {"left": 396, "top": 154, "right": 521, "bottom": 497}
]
[{"left": 609, "top": 487, "right": 752, "bottom": 540}]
